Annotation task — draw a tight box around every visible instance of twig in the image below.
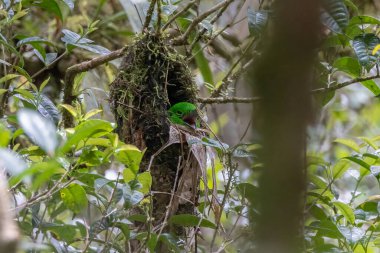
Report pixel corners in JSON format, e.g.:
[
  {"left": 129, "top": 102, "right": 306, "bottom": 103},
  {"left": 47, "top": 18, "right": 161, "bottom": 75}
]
[
  {"left": 142, "top": 0, "right": 157, "bottom": 32},
  {"left": 311, "top": 74, "right": 380, "bottom": 94},
  {"left": 162, "top": 1, "right": 196, "bottom": 31},
  {"left": 197, "top": 96, "right": 260, "bottom": 104},
  {"left": 156, "top": 0, "right": 162, "bottom": 35},
  {"left": 62, "top": 46, "right": 127, "bottom": 127},
  {"left": 171, "top": 0, "right": 232, "bottom": 45},
  {"left": 188, "top": 0, "right": 234, "bottom": 53}
]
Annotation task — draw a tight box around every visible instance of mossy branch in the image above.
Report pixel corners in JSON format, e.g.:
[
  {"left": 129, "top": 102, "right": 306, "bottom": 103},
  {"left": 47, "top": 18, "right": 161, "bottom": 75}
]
[
  {"left": 143, "top": 0, "right": 157, "bottom": 32},
  {"left": 62, "top": 46, "right": 127, "bottom": 127}
]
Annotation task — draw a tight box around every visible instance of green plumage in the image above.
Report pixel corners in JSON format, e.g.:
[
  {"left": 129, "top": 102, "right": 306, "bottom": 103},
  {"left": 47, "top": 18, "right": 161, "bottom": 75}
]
[{"left": 168, "top": 102, "right": 197, "bottom": 126}]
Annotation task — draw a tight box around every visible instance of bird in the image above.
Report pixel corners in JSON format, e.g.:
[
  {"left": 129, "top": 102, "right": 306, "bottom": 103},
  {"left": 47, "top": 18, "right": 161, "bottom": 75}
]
[{"left": 168, "top": 102, "right": 199, "bottom": 128}]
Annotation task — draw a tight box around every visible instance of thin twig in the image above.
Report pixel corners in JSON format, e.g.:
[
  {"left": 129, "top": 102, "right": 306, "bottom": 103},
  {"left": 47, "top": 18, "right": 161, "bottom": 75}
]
[
  {"left": 311, "top": 74, "right": 380, "bottom": 94},
  {"left": 171, "top": 0, "right": 232, "bottom": 45},
  {"left": 197, "top": 96, "right": 260, "bottom": 104},
  {"left": 162, "top": 1, "right": 196, "bottom": 31}
]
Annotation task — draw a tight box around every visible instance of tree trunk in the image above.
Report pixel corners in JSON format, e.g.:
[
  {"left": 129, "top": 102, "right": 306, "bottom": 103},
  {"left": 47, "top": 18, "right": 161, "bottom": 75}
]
[{"left": 252, "top": 1, "right": 321, "bottom": 252}]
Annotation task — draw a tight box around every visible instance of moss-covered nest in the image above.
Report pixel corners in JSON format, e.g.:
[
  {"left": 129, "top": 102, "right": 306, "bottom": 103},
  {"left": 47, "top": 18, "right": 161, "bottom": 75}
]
[
  {"left": 110, "top": 34, "right": 202, "bottom": 238},
  {"left": 110, "top": 33, "right": 197, "bottom": 152}
]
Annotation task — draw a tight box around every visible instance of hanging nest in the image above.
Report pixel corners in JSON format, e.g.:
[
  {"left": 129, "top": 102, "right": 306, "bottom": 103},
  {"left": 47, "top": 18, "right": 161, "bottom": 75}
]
[{"left": 110, "top": 33, "right": 206, "bottom": 249}]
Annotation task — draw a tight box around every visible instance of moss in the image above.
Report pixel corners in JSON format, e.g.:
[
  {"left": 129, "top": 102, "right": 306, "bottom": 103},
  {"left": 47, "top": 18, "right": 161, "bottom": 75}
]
[{"left": 110, "top": 33, "right": 197, "bottom": 152}]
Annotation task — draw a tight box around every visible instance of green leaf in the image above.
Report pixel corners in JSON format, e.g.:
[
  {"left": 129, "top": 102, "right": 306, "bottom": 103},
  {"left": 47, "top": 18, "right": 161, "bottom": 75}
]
[
  {"left": 41, "top": 223, "right": 77, "bottom": 242},
  {"left": 247, "top": 7, "right": 268, "bottom": 36},
  {"left": 116, "top": 145, "right": 143, "bottom": 175},
  {"left": 349, "top": 15, "right": 380, "bottom": 26},
  {"left": 314, "top": 220, "right": 343, "bottom": 239},
  {"left": 352, "top": 33, "right": 380, "bottom": 71},
  {"left": 61, "top": 29, "right": 111, "bottom": 55},
  {"left": 334, "top": 138, "right": 360, "bottom": 152},
  {"left": 0, "top": 124, "right": 11, "bottom": 147},
  {"left": 321, "top": 0, "right": 349, "bottom": 33},
  {"left": 60, "top": 119, "right": 114, "bottom": 154},
  {"left": 333, "top": 201, "right": 355, "bottom": 224},
  {"left": 333, "top": 57, "right": 361, "bottom": 76},
  {"left": 360, "top": 80, "right": 380, "bottom": 96},
  {"left": 17, "top": 109, "right": 58, "bottom": 156},
  {"left": 169, "top": 214, "right": 216, "bottom": 229},
  {"left": 343, "top": 156, "right": 371, "bottom": 171},
  {"left": 137, "top": 172, "right": 152, "bottom": 194},
  {"left": 33, "top": 0, "right": 63, "bottom": 20},
  {"left": 192, "top": 43, "right": 213, "bottom": 85},
  {"left": 60, "top": 183, "right": 88, "bottom": 214},
  {"left": 333, "top": 160, "right": 350, "bottom": 179}
]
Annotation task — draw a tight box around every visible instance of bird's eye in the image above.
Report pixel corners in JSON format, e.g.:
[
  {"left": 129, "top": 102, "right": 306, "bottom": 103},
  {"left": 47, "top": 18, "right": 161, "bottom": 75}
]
[{"left": 176, "top": 111, "right": 183, "bottom": 116}]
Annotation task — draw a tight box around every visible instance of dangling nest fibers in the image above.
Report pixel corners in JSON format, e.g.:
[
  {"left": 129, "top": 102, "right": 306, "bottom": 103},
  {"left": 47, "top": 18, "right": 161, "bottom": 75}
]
[{"left": 110, "top": 33, "right": 204, "bottom": 241}]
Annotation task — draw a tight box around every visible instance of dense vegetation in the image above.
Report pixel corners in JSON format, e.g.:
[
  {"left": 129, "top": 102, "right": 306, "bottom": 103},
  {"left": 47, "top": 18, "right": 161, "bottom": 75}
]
[{"left": 2, "top": 0, "right": 380, "bottom": 252}]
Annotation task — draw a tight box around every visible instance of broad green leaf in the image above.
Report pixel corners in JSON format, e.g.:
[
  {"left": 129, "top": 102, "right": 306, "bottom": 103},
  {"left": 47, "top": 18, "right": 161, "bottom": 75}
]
[
  {"left": 359, "top": 137, "right": 378, "bottom": 149},
  {"left": 83, "top": 109, "right": 102, "bottom": 120},
  {"left": 247, "top": 7, "right": 268, "bottom": 36},
  {"left": 314, "top": 220, "right": 343, "bottom": 239},
  {"left": 0, "top": 124, "right": 11, "bottom": 147},
  {"left": 0, "top": 89, "right": 7, "bottom": 95},
  {"left": 61, "top": 119, "right": 114, "bottom": 153},
  {"left": 115, "top": 145, "right": 143, "bottom": 175},
  {"left": 137, "top": 172, "right": 152, "bottom": 194},
  {"left": 0, "top": 74, "right": 20, "bottom": 84},
  {"left": 333, "top": 160, "right": 350, "bottom": 179},
  {"left": 333, "top": 201, "right": 355, "bottom": 224},
  {"left": 333, "top": 57, "right": 361, "bottom": 76},
  {"left": 60, "top": 104, "right": 78, "bottom": 118},
  {"left": 60, "top": 183, "right": 88, "bottom": 214},
  {"left": 352, "top": 33, "right": 380, "bottom": 71},
  {"left": 343, "top": 156, "right": 371, "bottom": 171},
  {"left": 34, "top": 93, "right": 61, "bottom": 125},
  {"left": 41, "top": 223, "right": 77, "bottom": 242},
  {"left": 193, "top": 42, "right": 213, "bottom": 85},
  {"left": 321, "top": 0, "right": 349, "bottom": 33},
  {"left": 360, "top": 80, "right": 380, "bottom": 96},
  {"left": 0, "top": 148, "right": 27, "bottom": 176},
  {"left": 34, "top": 0, "right": 63, "bottom": 20},
  {"left": 17, "top": 109, "right": 58, "bottom": 156},
  {"left": 169, "top": 214, "right": 216, "bottom": 229},
  {"left": 349, "top": 15, "right": 380, "bottom": 26},
  {"left": 334, "top": 138, "right": 360, "bottom": 152},
  {"left": 61, "top": 29, "right": 111, "bottom": 55}
]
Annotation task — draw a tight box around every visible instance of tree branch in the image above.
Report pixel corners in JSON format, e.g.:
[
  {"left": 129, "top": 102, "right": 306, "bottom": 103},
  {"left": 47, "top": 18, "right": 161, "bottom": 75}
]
[
  {"left": 197, "top": 96, "right": 260, "bottom": 104},
  {"left": 171, "top": 0, "right": 232, "bottom": 45},
  {"left": 162, "top": 0, "right": 196, "bottom": 31},
  {"left": 311, "top": 74, "right": 380, "bottom": 94},
  {"left": 62, "top": 46, "right": 127, "bottom": 127},
  {"left": 143, "top": 0, "right": 157, "bottom": 32}
]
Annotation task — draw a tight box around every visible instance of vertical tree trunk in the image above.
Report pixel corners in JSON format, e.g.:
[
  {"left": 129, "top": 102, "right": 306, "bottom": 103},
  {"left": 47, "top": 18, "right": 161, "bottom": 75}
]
[
  {"left": 0, "top": 173, "right": 19, "bottom": 253},
  {"left": 252, "top": 1, "right": 320, "bottom": 252}
]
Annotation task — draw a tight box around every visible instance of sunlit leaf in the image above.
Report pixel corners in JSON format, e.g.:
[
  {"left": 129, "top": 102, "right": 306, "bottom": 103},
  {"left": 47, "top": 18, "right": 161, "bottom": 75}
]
[
  {"left": 60, "top": 183, "right": 88, "bottom": 214},
  {"left": 169, "top": 214, "right": 216, "bottom": 229}
]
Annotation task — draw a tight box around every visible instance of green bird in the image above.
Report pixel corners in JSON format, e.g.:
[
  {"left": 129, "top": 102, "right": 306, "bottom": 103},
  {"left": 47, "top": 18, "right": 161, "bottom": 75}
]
[{"left": 168, "top": 102, "right": 199, "bottom": 128}]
